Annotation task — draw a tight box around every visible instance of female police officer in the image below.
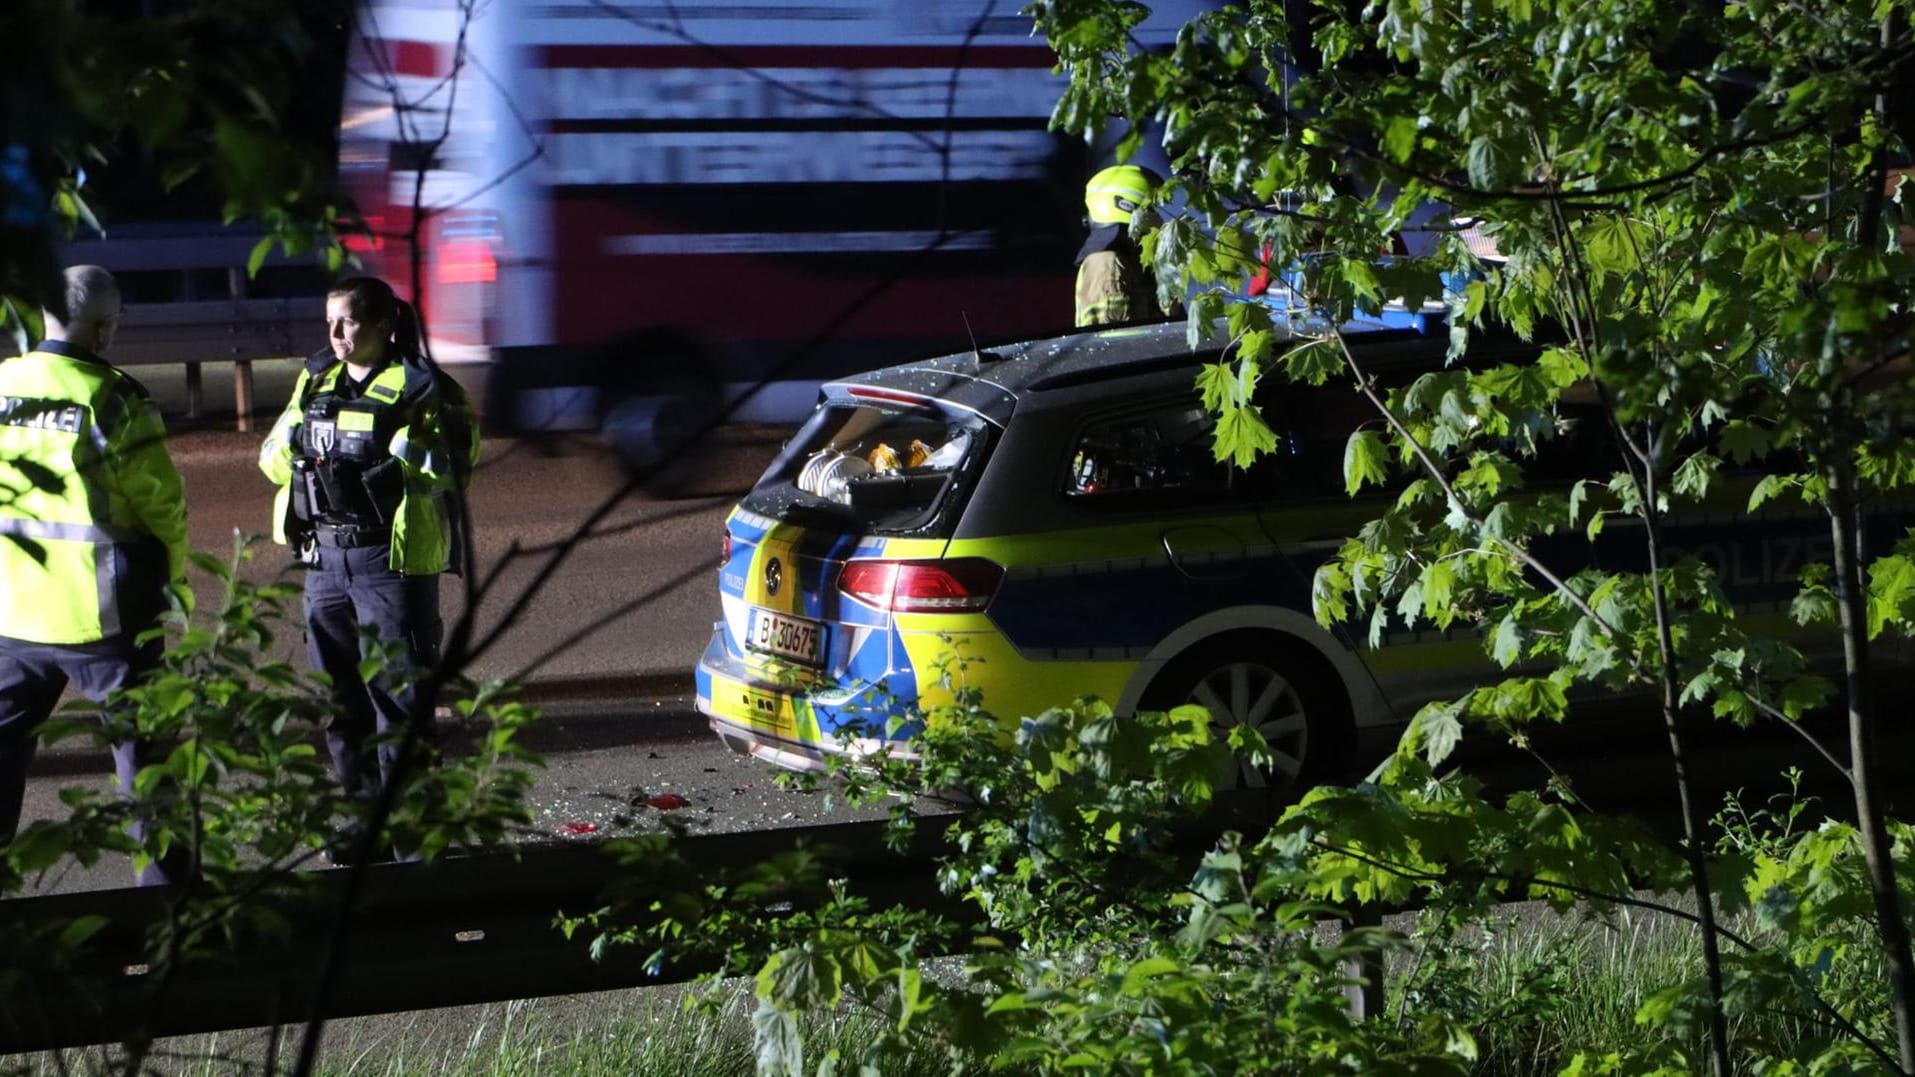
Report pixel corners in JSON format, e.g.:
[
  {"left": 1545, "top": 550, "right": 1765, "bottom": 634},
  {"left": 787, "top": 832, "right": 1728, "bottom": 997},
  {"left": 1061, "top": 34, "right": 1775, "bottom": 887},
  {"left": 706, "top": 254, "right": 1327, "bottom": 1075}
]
[{"left": 259, "top": 277, "right": 477, "bottom": 847}]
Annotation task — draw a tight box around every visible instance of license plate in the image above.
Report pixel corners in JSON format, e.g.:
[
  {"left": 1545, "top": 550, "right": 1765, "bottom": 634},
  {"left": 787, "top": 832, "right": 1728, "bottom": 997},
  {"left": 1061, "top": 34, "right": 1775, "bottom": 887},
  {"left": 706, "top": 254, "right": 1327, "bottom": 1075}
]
[{"left": 747, "top": 608, "right": 825, "bottom": 666}]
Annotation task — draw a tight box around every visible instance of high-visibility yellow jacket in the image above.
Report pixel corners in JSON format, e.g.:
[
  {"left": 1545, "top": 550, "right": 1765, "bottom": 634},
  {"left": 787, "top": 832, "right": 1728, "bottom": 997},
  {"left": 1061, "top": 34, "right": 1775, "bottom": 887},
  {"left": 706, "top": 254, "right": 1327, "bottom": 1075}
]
[
  {"left": 258, "top": 351, "right": 478, "bottom": 575},
  {"left": 0, "top": 341, "right": 189, "bottom": 644}
]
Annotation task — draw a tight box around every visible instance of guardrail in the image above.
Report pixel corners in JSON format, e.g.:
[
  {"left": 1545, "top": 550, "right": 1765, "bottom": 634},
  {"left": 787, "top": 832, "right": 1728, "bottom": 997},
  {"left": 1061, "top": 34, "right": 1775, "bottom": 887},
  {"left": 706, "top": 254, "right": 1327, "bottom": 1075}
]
[
  {"left": 57, "top": 224, "right": 327, "bottom": 432},
  {"left": 0, "top": 819, "right": 970, "bottom": 1054},
  {"left": 112, "top": 296, "right": 323, "bottom": 431},
  {"left": 0, "top": 798, "right": 1395, "bottom": 1056}
]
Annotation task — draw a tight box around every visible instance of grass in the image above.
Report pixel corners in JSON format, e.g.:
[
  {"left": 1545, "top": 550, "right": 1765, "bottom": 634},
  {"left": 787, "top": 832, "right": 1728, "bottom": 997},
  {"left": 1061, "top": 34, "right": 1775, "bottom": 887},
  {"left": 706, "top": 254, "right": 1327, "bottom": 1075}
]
[
  {"left": 306, "top": 985, "right": 954, "bottom": 1077},
  {"left": 1397, "top": 902, "right": 1893, "bottom": 1074},
  {"left": 0, "top": 982, "right": 950, "bottom": 1077},
  {"left": 1396, "top": 905, "right": 1711, "bottom": 1074},
  {"left": 317, "top": 993, "right": 756, "bottom": 1076}
]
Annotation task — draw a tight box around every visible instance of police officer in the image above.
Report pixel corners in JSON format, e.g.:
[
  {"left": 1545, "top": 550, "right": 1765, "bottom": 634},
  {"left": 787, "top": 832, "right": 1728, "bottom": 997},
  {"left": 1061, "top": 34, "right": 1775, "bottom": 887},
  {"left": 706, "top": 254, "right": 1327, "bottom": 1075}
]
[
  {"left": 0, "top": 265, "right": 194, "bottom": 886},
  {"left": 1075, "top": 164, "right": 1166, "bottom": 327},
  {"left": 258, "top": 277, "right": 476, "bottom": 841}
]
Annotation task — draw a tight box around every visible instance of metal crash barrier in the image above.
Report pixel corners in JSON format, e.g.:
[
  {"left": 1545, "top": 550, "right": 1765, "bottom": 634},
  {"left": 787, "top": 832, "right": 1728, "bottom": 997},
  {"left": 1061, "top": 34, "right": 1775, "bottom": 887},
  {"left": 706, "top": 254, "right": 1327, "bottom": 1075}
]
[
  {"left": 110, "top": 296, "right": 322, "bottom": 431},
  {"left": 54, "top": 223, "right": 327, "bottom": 433},
  {"left": 0, "top": 819, "right": 968, "bottom": 1054}
]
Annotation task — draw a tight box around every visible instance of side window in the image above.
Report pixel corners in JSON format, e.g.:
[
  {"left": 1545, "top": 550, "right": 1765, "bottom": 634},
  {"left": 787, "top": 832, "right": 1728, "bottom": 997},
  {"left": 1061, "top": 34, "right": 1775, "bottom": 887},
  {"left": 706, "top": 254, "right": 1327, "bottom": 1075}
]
[
  {"left": 1239, "top": 382, "right": 1376, "bottom": 502},
  {"left": 1063, "top": 400, "right": 1230, "bottom": 500}
]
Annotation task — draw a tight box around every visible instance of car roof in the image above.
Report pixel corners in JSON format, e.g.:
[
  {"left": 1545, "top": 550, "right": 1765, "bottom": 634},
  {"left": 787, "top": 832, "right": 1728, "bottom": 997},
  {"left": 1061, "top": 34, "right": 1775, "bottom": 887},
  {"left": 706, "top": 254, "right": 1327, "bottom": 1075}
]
[{"left": 823, "top": 313, "right": 1463, "bottom": 425}]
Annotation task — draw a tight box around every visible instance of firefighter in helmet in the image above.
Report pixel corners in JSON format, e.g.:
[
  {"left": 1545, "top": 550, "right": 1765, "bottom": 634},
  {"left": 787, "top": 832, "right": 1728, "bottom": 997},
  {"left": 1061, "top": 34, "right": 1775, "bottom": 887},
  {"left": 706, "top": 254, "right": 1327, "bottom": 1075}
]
[
  {"left": 259, "top": 276, "right": 477, "bottom": 859},
  {"left": 1075, "top": 164, "right": 1166, "bottom": 327}
]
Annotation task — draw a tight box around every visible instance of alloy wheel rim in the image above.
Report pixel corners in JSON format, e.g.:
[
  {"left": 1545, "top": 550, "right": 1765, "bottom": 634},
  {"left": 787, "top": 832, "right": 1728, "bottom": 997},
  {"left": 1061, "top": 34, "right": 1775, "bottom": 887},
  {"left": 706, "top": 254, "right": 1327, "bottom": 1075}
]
[{"left": 1189, "top": 662, "right": 1308, "bottom": 789}]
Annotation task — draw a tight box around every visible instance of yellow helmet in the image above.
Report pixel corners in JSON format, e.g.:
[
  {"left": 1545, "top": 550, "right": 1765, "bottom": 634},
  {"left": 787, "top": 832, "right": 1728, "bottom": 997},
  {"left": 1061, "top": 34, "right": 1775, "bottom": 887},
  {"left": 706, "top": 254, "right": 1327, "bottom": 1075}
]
[{"left": 1084, "top": 165, "right": 1161, "bottom": 225}]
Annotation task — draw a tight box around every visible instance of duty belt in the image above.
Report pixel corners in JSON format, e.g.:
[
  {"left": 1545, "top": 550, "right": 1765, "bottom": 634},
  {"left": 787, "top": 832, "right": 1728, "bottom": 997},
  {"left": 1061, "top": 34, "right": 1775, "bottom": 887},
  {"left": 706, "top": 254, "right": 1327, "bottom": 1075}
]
[{"left": 312, "top": 522, "right": 392, "bottom": 549}]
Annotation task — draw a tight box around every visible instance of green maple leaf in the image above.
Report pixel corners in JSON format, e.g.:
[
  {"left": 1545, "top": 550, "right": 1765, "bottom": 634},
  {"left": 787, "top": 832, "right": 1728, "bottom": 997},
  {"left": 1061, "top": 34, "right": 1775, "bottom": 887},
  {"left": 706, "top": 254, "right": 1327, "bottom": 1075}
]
[
  {"left": 1215, "top": 405, "right": 1279, "bottom": 468},
  {"left": 1343, "top": 428, "right": 1390, "bottom": 495}
]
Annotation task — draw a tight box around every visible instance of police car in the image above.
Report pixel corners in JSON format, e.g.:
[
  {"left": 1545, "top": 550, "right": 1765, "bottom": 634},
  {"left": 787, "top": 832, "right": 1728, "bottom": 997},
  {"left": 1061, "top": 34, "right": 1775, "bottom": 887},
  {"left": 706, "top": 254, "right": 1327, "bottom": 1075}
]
[
  {"left": 691, "top": 315, "right": 1860, "bottom": 787},
  {"left": 697, "top": 313, "right": 1496, "bottom": 786}
]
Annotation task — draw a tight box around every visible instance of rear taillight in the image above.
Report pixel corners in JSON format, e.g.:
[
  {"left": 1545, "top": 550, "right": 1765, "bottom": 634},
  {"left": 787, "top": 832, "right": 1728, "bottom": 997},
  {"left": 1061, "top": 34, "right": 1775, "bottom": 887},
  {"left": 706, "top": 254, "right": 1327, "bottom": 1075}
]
[
  {"left": 838, "top": 558, "right": 1003, "bottom": 613},
  {"left": 721, "top": 531, "right": 732, "bottom": 567}
]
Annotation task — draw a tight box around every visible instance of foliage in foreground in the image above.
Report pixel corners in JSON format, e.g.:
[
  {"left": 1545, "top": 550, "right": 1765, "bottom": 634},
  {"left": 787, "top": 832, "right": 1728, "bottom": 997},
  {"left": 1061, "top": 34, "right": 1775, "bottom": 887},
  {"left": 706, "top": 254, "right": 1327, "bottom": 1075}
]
[
  {"left": 28, "top": 889, "right": 1879, "bottom": 1077},
  {"left": 561, "top": 666, "right": 1908, "bottom": 1075},
  {"left": 0, "top": 536, "right": 541, "bottom": 1072}
]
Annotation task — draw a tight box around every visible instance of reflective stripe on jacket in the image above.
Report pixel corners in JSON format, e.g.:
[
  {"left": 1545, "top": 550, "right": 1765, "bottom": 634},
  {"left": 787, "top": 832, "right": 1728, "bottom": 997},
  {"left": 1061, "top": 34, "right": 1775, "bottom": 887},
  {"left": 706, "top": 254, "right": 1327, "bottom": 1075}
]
[
  {"left": 0, "top": 343, "right": 187, "bottom": 644},
  {"left": 259, "top": 352, "right": 479, "bottom": 575},
  {"left": 1074, "top": 247, "right": 1158, "bottom": 328}
]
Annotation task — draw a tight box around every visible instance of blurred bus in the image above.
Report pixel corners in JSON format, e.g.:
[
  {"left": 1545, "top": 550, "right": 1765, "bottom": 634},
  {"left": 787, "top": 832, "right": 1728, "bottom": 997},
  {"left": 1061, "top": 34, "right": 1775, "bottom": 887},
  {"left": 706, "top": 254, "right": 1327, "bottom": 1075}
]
[{"left": 336, "top": 0, "right": 1204, "bottom": 463}]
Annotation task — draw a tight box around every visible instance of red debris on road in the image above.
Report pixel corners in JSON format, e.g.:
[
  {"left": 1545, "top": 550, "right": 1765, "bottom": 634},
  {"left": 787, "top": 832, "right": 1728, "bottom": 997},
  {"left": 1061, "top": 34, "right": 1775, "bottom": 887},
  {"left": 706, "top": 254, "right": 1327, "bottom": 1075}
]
[
  {"left": 557, "top": 820, "right": 600, "bottom": 835},
  {"left": 645, "top": 793, "right": 688, "bottom": 810}
]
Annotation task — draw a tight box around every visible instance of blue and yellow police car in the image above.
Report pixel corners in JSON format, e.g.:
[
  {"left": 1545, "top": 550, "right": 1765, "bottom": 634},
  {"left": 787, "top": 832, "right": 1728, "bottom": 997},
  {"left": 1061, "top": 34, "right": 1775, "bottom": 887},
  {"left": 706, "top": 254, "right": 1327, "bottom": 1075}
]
[{"left": 693, "top": 315, "right": 1529, "bottom": 788}]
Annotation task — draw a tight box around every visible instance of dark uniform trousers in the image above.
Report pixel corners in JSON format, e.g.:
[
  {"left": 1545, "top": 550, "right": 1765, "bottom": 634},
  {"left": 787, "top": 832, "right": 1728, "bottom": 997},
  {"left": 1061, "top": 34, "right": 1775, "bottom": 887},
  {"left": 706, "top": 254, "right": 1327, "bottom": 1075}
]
[
  {"left": 304, "top": 542, "right": 443, "bottom": 798},
  {"left": 0, "top": 634, "right": 191, "bottom": 886}
]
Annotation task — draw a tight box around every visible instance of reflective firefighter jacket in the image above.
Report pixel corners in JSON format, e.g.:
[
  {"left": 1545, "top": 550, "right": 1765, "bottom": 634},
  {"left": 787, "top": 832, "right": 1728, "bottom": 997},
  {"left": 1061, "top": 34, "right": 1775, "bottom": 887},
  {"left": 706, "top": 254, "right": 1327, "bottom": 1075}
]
[
  {"left": 1074, "top": 226, "right": 1158, "bottom": 328},
  {"left": 259, "top": 351, "right": 478, "bottom": 575},
  {"left": 1075, "top": 249, "right": 1153, "bottom": 327},
  {"left": 0, "top": 341, "right": 189, "bottom": 644}
]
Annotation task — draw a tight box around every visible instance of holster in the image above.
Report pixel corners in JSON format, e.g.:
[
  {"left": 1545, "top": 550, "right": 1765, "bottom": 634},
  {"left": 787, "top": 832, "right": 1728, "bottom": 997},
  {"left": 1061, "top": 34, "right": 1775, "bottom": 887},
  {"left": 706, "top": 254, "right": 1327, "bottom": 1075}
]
[
  {"left": 292, "top": 460, "right": 318, "bottom": 521},
  {"left": 113, "top": 535, "right": 171, "bottom": 632},
  {"left": 314, "top": 463, "right": 359, "bottom": 520},
  {"left": 358, "top": 458, "right": 404, "bottom": 527}
]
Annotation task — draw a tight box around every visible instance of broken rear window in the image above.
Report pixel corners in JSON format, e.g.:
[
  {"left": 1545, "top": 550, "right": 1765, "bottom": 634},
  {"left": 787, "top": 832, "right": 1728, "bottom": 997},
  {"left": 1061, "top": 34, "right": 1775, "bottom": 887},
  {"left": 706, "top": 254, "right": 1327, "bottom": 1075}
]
[{"left": 744, "top": 400, "right": 989, "bottom": 533}]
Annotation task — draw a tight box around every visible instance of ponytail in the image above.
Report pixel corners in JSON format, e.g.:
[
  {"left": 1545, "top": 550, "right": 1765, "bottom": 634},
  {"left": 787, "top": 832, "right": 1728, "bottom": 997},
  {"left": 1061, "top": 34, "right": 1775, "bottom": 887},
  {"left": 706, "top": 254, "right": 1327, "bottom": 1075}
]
[{"left": 391, "top": 298, "right": 424, "bottom": 362}]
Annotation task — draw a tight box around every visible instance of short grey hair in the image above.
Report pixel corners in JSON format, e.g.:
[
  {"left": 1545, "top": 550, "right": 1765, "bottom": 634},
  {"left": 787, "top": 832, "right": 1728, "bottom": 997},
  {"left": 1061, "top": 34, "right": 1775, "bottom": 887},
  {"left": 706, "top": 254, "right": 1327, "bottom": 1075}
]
[{"left": 45, "top": 265, "right": 121, "bottom": 334}]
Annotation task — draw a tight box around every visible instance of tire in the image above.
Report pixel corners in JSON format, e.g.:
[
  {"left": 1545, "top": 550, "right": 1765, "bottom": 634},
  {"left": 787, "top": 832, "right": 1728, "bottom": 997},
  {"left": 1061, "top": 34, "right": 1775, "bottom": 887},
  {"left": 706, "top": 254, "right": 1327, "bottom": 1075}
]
[
  {"left": 591, "top": 329, "right": 725, "bottom": 485},
  {"left": 601, "top": 391, "right": 707, "bottom": 469},
  {"left": 1141, "top": 634, "right": 1352, "bottom": 794}
]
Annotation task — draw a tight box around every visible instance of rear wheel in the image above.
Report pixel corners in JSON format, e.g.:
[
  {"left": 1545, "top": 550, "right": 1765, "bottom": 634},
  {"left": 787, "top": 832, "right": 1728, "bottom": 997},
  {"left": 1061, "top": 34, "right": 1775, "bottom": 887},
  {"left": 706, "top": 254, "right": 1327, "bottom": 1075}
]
[
  {"left": 602, "top": 391, "right": 711, "bottom": 469},
  {"left": 1142, "top": 635, "right": 1350, "bottom": 794},
  {"left": 592, "top": 329, "right": 725, "bottom": 489}
]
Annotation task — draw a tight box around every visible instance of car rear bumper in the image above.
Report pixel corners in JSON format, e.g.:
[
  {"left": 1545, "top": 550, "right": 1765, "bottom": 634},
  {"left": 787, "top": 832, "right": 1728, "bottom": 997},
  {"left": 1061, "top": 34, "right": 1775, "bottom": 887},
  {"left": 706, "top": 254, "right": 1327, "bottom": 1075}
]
[{"left": 695, "top": 629, "right": 921, "bottom": 773}]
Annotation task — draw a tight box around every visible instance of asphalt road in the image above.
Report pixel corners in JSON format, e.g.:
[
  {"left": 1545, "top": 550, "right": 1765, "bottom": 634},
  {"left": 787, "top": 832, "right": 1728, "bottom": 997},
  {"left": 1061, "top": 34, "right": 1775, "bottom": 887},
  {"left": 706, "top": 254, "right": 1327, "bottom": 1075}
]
[{"left": 14, "top": 698, "right": 889, "bottom": 896}]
